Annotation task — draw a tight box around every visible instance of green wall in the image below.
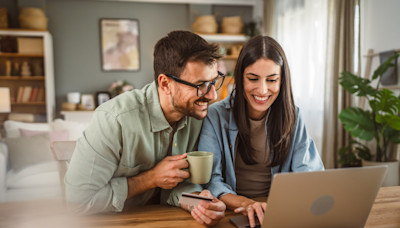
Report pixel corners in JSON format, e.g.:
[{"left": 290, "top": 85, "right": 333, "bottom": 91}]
[{"left": 46, "top": 0, "right": 190, "bottom": 116}]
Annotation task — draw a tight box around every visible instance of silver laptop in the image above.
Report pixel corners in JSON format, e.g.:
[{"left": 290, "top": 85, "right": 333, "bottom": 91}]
[{"left": 230, "top": 166, "right": 387, "bottom": 228}]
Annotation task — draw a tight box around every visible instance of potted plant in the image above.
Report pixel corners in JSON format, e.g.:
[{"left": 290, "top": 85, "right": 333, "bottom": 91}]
[
  {"left": 338, "top": 52, "right": 400, "bottom": 186},
  {"left": 109, "top": 80, "right": 134, "bottom": 97},
  {"left": 338, "top": 140, "right": 371, "bottom": 168}
]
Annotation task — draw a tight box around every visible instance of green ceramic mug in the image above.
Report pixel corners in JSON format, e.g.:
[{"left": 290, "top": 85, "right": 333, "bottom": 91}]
[{"left": 183, "top": 151, "right": 213, "bottom": 184}]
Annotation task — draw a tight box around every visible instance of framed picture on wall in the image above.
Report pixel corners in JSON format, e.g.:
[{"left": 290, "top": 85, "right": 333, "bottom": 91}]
[
  {"left": 100, "top": 18, "right": 140, "bottom": 71},
  {"left": 96, "top": 91, "right": 111, "bottom": 107}
]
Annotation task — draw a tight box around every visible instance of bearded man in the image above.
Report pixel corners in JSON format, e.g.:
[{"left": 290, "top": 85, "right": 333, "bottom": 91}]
[{"left": 65, "top": 31, "right": 226, "bottom": 227}]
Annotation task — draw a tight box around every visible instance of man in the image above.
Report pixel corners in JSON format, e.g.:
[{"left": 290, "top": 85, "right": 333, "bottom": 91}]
[{"left": 65, "top": 31, "right": 226, "bottom": 226}]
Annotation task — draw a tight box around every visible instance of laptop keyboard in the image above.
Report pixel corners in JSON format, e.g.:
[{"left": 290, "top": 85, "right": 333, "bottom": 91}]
[{"left": 245, "top": 225, "right": 262, "bottom": 228}]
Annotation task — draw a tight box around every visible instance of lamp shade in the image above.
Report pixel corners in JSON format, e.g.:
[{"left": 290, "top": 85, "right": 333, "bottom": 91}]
[{"left": 0, "top": 87, "right": 11, "bottom": 113}]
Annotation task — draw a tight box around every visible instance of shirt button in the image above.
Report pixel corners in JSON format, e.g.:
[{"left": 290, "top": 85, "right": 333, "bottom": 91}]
[
  {"left": 229, "top": 145, "right": 232, "bottom": 148},
  {"left": 174, "top": 143, "right": 177, "bottom": 147}
]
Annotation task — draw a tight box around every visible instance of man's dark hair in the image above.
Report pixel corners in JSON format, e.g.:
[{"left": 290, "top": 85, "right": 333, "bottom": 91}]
[{"left": 153, "top": 30, "right": 222, "bottom": 86}]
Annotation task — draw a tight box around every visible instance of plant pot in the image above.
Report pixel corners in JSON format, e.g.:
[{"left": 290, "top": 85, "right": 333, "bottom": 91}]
[{"left": 362, "top": 159, "right": 399, "bottom": 186}]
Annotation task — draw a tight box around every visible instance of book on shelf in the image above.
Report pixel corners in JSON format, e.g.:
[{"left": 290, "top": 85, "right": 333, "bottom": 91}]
[
  {"left": 17, "top": 87, "right": 24, "bottom": 103},
  {"left": 37, "top": 87, "right": 45, "bottom": 102},
  {"left": 14, "top": 86, "right": 45, "bottom": 103},
  {"left": 8, "top": 113, "right": 34, "bottom": 122},
  {"left": 29, "top": 87, "right": 39, "bottom": 102},
  {"left": 21, "top": 86, "right": 32, "bottom": 102},
  {"left": 8, "top": 113, "right": 47, "bottom": 123}
]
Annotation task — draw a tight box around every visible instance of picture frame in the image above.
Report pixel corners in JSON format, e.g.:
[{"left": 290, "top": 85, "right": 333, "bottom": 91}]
[
  {"left": 100, "top": 18, "right": 140, "bottom": 71},
  {"left": 81, "top": 94, "right": 95, "bottom": 110},
  {"left": 96, "top": 91, "right": 111, "bottom": 107}
]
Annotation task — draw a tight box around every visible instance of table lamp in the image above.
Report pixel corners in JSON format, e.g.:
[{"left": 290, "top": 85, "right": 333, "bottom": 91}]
[{"left": 0, "top": 87, "right": 11, "bottom": 113}]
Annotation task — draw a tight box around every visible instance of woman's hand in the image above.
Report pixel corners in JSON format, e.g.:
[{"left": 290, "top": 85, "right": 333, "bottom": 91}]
[
  {"left": 189, "top": 190, "right": 226, "bottom": 227},
  {"left": 234, "top": 200, "right": 267, "bottom": 228}
]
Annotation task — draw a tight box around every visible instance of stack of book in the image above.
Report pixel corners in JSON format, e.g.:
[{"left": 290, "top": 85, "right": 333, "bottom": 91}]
[
  {"left": 16, "top": 86, "right": 45, "bottom": 103},
  {"left": 8, "top": 113, "right": 47, "bottom": 122}
]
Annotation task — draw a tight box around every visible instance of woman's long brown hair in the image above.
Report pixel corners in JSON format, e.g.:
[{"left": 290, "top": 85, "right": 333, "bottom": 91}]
[{"left": 231, "top": 35, "right": 296, "bottom": 166}]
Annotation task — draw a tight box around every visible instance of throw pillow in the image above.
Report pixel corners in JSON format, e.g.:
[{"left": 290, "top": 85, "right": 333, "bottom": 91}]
[
  {"left": 51, "top": 119, "right": 89, "bottom": 141},
  {"left": 19, "top": 128, "right": 69, "bottom": 143},
  {"left": 3, "top": 133, "right": 54, "bottom": 172},
  {"left": 4, "top": 120, "right": 52, "bottom": 138}
]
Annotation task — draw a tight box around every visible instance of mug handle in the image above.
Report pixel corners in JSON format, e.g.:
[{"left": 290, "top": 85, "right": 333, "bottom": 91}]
[{"left": 182, "top": 158, "right": 190, "bottom": 171}]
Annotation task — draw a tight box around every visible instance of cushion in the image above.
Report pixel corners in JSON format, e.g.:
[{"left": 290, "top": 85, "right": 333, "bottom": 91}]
[
  {"left": 3, "top": 133, "right": 54, "bottom": 172},
  {"left": 4, "top": 120, "right": 52, "bottom": 138},
  {"left": 6, "top": 160, "right": 59, "bottom": 188},
  {"left": 51, "top": 119, "right": 90, "bottom": 141},
  {"left": 6, "top": 186, "right": 61, "bottom": 202},
  {"left": 19, "top": 128, "right": 69, "bottom": 143}
]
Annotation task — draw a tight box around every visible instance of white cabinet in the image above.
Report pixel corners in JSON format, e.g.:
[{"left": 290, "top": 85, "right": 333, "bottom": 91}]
[
  {"left": 0, "top": 29, "right": 55, "bottom": 124},
  {"left": 61, "top": 111, "right": 94, "bottom": 123}
]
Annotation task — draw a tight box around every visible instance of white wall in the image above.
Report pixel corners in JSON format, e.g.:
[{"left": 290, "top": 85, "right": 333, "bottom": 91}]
[
  {"left": 360, "top": 0, "right": 400, "bottom": 162},
  {"left": 360, "top": 0, "right": 400, "bottom": 83}
]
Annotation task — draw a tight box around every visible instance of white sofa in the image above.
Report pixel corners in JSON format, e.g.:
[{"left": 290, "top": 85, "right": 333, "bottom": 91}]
[{"left": 0, "top": 119, "right": 89, "bottom": 203}]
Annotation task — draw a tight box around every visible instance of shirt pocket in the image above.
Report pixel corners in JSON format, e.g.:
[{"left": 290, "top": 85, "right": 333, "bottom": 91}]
[{"left": 116, "top": 164, "right": 151, "bottom": 177}]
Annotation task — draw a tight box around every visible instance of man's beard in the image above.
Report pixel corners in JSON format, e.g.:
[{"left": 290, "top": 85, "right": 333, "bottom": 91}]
[{"left": 172, "top": 96, "right": 211, "bottom": 120}]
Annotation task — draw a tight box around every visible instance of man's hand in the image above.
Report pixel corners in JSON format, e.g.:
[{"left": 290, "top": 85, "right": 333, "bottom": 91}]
[
  {"left": 150, "top": 153, "right": 190, "bottom": 189},
  {"left": 190, "top": 190, "right": 226, "bottom": 227},
  {"left": 234, "top": 201, "right": 267, "bottom": 228}
]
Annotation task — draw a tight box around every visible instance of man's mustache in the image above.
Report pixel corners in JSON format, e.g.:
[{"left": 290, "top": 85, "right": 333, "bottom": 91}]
[{"left": 195, "top": 98, "right": 211, "bottom": 103}]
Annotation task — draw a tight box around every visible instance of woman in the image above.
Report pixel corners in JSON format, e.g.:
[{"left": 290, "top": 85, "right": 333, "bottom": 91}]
[{"left": 198, "top": 35, "right": 324, "bottom": 227}]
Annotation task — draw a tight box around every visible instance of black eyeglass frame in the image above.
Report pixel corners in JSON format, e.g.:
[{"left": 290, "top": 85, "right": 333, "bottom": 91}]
[{"left": 165, "top": 71, "right": 226, "bottom": 97}]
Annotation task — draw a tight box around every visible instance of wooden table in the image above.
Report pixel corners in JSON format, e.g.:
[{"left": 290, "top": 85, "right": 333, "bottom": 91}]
[{"left": 1, "top": 186, "right": 399, "bottom": 228}]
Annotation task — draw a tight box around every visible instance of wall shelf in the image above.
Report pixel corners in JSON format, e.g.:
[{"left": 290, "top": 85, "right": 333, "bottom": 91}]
[
  {"left": 101, "top": 0, "right": 259, "bottom": 6},
  {"left": 0, "top": 53, "right": 44, "bottom": 57},
  {"left": 222, "top": 55, "right": 239, "bottom": 60},
  {"left": 0, "top": 76, "right": 45, "bottom": 80},
  {"left": 0, "top": 28, "right": 47, "bottom": 32},
  {"left": 381, "top": 86, "right": 400, "bottom": 90},
  {"left": 197, "top": 33, "right": 248, "bottom": 43},
  {"left": 11, "top": 102, "right": 46, "bottom": 105}
]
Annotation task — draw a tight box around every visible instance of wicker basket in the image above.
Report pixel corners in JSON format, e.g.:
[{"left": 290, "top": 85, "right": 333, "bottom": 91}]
[
  {"left": 0, "top": 8, "right": 8, "bottom": 28},
  {"left": 19, "top": 8, "right": 48, "bottom": 30},
  {"left": 192, "top": 15, "right": 217, "bottom": 34},
  {"left": 221, "top": 16, "right": 243, "bottom": 34},
  {"left": 62, "top": 102, "right": 77, "bottom": 111}
]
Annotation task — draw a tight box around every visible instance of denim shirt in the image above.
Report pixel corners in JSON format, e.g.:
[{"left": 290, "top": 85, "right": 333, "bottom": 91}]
[{"left": 198, "top": 94, "right": 324, "bottom": 199}]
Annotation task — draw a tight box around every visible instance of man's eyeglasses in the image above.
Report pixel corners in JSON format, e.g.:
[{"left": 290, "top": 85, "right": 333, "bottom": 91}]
[{"left": 165, "top": 71, "right": 226, "bottom": 97}]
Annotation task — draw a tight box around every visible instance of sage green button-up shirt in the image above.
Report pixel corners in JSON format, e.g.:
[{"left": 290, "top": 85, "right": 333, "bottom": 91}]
[{"left": 65, "top": 82, "right": 203, "bottom": 215}]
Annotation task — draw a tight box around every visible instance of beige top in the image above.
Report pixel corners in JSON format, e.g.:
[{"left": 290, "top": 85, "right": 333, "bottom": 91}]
[{"left": 235, "top": 116, "right": 272, "bottom": 198}]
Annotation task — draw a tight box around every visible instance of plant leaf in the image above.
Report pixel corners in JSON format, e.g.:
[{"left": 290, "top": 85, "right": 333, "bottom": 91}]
[
  {"left": 338, "top": 107, "right": 375, "bottom": 141},
  {"left": 376, "top": 114, "right": 400, "bottom": 130},
  {"left": 371, "top": 52, "right": 400, "bottom": 80},
  {"left": 343, "top": 121, "right": 357, "bottom": 132},
  {"left": 369, "top": 89, "right": 400, "bottom": 114},
  {"left": 339, "top": 72, "right": 376, "bottom": 97},
  {"left": 385, "top": 126, "right": 400, "bottom": 144},
  {"left": 389, "top": 132, "right": 400, "bottom": 143}
]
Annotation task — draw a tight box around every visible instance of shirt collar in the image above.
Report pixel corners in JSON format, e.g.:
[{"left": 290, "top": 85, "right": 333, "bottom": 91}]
[
  {"left": 146, "top": 81, "right": 187, "bottom": 133},
  {"left": 224, "top": 92, "right": 234, "bottom": 109}
]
